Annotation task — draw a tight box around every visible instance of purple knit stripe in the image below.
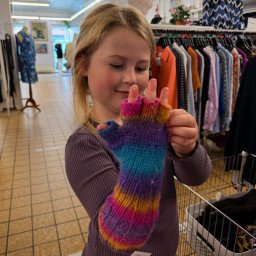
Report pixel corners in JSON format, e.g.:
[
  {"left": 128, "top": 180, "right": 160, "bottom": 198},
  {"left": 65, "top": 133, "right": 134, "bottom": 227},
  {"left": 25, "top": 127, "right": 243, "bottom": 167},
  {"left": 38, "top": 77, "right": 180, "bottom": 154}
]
[
  {"left": 100, "top": 199, "right": 158, "bottom": 240},
  {"left": 118, "top": 170, "right": 163, "bottom": 197}
]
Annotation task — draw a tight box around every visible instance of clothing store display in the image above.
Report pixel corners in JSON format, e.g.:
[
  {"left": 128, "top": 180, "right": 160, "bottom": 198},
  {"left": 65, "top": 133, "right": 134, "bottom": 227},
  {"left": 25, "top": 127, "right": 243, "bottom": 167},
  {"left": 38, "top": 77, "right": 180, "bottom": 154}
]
[
  {"left": 202, "top": 0, "right": 244, "bottom": 29},
  {"left": 65, "top": 117, "right": 211, "bottom": 256},
  {"left": 151, "top": 32, "right": 255, "bottom": 144},
  {"left": 17, "top": 29, "right": 38, "bottom": 84}
]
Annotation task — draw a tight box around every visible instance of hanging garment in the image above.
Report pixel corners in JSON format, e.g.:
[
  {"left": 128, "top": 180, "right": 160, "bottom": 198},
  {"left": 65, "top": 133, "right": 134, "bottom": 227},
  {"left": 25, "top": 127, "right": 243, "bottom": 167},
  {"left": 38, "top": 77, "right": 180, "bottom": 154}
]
[
  {"left": 224, "top": 56, "right": 256, "bottom": 185},
  {"left": 202, "top": 0, "right": 244, "bottom": 29},
  {"left": 17, "top": 30, "right": 38, "bottom": 84}
]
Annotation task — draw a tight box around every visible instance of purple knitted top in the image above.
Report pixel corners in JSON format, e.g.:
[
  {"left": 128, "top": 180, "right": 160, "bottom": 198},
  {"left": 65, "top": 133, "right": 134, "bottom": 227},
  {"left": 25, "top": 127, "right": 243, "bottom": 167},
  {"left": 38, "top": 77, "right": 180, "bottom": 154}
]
[{"left": 65, "top": 97, "right": 212, "bottom": 256}]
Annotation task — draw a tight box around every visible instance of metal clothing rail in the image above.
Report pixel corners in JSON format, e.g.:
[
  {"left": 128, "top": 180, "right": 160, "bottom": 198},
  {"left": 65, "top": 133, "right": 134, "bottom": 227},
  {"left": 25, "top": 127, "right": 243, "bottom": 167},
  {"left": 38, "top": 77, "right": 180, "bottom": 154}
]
[{"left": 151, "top": 24, "right": 256, "bottom": 35}]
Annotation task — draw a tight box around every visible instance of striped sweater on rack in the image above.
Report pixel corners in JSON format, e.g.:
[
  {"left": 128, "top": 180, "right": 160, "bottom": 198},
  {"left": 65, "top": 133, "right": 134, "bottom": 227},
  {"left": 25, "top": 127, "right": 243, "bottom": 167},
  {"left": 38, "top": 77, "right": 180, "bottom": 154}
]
[{"left": 97, "top": 96, "right": 171, "bottom": 252}]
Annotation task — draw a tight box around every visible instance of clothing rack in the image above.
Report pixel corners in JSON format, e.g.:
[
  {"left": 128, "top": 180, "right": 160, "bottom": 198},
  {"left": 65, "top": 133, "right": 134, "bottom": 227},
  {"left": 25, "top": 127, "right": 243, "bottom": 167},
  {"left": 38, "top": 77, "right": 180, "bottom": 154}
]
[{"left": 151, "top": 24, "right": 256, "bottom": 36}]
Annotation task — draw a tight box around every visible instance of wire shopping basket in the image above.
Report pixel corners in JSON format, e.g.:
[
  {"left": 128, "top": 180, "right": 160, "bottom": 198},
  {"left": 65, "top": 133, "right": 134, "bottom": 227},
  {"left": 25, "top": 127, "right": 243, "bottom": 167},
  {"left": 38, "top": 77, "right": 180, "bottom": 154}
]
[{"left": 175, "top": 151, "right": 256, "bottom": 256}]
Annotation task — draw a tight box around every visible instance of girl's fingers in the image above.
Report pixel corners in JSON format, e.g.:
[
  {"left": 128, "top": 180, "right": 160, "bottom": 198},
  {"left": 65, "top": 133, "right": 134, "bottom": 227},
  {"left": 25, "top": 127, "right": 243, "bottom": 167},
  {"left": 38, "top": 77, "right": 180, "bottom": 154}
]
[
  {"left": 159, "top": 87, "right": 169, "bottom": 105},
  {"left": 128, "top": 85, "right": 139, "bottom": 103},
  {"left": 145, "top": 79, "right": 157, "bottom": 101},
  {"left": 97, "top": 123, "right": 109, "bottom": 131}
]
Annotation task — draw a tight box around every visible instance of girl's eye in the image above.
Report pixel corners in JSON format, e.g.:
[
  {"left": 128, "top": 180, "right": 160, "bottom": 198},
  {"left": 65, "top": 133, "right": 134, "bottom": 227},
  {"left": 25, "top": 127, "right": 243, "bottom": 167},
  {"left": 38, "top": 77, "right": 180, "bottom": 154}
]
[
  {"left": 136, "top": 67, "right": 148, "bottom": 72},
  {"left": 110, "top": 64, "right": 123, "bottom": 69}
]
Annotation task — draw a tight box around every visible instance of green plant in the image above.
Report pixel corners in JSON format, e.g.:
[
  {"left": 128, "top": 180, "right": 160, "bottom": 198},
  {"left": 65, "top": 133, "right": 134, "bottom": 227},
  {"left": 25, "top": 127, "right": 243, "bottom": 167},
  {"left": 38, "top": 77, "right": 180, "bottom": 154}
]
[{"left": 170, "top": 5, "right": 191, "bottom": 23}]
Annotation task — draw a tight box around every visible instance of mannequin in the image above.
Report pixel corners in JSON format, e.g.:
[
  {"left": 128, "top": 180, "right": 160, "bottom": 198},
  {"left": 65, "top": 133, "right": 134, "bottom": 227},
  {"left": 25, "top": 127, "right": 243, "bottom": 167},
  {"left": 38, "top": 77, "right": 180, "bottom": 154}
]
[
  {"left": 55, "top": 42, "right": 63, "bottom": 72},
  {"left": 17, "top": 25, "right": 40, "bottom": 111},
  {"left": 64, "top": 33, "right": 79, "bottom": 69}
]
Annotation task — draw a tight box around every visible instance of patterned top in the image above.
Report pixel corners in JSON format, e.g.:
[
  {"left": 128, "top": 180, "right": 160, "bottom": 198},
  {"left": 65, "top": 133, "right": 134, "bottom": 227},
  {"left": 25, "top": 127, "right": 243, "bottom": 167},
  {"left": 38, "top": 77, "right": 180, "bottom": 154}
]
[
  {"left": 202, "top": 0, "right": 244, "bottom": 29},
  {"left": 17, "top": 30, "right": 38, "bottom": 84}
]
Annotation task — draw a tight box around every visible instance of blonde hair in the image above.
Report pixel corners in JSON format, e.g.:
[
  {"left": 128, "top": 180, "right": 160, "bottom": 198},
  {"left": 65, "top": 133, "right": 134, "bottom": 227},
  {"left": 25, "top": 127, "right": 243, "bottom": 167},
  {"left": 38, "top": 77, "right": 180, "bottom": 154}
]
[{"left": 73, "top": 3, "right": 155, "bottom": 132}]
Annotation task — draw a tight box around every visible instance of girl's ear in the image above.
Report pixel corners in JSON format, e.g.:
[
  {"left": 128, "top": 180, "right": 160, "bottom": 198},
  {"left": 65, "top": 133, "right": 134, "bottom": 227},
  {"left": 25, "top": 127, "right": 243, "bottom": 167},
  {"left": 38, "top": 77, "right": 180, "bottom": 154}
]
[{"left": 80, "top": 66, "right": 88, "bottom": 77}]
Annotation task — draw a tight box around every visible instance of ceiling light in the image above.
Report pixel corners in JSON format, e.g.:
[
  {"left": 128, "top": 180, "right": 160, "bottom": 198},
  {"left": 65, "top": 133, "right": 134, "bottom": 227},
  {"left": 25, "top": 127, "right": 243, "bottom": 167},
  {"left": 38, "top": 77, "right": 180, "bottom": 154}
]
[
  {"left": 12, "top": 1, "right": 50, "bottom": 7},
  {"left": 70, "top": 0, "right": 102, "bottom": 20},
  {"left": 40, "top": 17, "right": 71, "bottom": 21},
  {"left": 11, "top": 15, "right": 39, "bottom": 19}
]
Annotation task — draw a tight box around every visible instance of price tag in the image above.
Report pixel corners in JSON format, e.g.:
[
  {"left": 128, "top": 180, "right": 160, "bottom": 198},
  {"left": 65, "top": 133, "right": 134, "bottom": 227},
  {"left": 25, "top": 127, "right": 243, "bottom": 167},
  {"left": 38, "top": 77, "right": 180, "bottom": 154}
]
[
  {"left": 155, "top": 57, "right": 161, "bottom": 66},
  {"left": 131, "top": 252, "right": 151, "bottom": 256}
]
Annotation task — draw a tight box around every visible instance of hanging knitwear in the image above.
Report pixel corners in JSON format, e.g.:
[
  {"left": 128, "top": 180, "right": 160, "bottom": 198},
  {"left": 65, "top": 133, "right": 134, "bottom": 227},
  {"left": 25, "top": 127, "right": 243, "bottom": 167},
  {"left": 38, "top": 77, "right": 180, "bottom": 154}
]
[
  {"left": 97, "top": 96, "right": 171, "bottom": 252},
  {"left": 202, "top": 0, "right": 244, "bottom": 29}
]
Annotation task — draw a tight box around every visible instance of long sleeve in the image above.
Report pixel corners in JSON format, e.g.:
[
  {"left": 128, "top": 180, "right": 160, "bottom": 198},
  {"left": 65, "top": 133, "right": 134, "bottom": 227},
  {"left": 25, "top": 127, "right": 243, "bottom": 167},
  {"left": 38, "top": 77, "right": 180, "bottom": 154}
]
[{"left": 97, "top": 96, "right": 171, "bottom": 252}]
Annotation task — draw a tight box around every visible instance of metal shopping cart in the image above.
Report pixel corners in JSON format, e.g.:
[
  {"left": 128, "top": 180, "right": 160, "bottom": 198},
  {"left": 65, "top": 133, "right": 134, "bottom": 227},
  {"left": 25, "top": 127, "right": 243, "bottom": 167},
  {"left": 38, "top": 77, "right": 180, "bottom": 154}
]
[{"left": 175, "top": 151, "right": 256, "bottom": 256}]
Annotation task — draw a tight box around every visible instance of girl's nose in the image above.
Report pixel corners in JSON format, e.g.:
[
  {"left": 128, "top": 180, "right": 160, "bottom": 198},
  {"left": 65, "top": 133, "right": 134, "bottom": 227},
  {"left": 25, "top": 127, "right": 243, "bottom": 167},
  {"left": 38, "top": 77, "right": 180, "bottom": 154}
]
[{"left": 123, "top": 68, "right": 137, "bottom": 85}]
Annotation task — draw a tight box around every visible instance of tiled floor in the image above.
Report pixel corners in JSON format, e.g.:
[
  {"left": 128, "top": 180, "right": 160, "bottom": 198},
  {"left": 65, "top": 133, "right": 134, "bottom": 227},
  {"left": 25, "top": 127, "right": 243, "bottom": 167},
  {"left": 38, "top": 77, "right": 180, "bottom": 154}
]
[
  {"left": 0, "top": 73, "right": 87, "bottom": 256},
  {"left": 0, "top": 73, "right": 229, "bottom": 256}
]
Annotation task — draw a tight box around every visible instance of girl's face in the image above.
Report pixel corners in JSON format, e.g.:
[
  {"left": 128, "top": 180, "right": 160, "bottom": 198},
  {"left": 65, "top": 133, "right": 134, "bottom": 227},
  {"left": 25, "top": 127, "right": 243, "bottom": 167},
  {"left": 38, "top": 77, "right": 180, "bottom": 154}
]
[{"left": 81, "top": 27, "right": 151, "bottom": 123}]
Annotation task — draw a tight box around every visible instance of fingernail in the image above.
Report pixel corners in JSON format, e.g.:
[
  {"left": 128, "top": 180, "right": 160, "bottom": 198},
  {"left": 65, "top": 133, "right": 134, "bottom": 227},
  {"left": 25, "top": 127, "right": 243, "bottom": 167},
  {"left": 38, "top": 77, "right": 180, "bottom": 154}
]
[{"left": 165, "top": 87, "right": 169, "bottom": 94}]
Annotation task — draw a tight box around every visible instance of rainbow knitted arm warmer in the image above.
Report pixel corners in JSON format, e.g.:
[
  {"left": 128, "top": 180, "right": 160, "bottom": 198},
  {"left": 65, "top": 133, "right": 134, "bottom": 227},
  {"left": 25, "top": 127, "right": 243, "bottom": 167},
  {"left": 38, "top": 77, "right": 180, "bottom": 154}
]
[{"left": 97, "top": 96, "right": 171, "bottom": 252}]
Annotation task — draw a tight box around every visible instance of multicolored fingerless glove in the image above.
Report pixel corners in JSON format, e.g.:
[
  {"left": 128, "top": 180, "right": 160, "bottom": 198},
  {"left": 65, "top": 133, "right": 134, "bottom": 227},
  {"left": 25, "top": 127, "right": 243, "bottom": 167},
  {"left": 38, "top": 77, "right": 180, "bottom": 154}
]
[{"left": 97, "top": 96, "right": 171, "bottom": 252}]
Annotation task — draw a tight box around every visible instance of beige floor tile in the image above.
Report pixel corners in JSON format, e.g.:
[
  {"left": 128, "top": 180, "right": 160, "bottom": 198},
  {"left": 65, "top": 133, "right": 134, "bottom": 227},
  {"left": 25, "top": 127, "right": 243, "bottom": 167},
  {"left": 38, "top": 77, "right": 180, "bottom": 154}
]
[
  {"left": 0, "top": 222, "right": 8, "bottom": 237},
  {"left": 59, "top": 235, "right": 84, "bottom": 256},
  {"left": 49, "top": 180, "right": 67, "bottom": 191},
  {"left": 33, "top": 226, "right": 57, "bottom": 245},
  {"left": 33, "top": 212, "right": 55, "bottom": 229},
  {"left": 34, "top": 240, "right": 60, "bottom": 256},
  {"left": 30, "top": 169, "right": 47, "bottom": 178},
  {"left": 9, "top": 218, "right": 32, "bottom": 235},
  {"left": 32, "top": 191, "right": 51, "bottom": 204},
  {"left": 75, "top": 206, "right": 88, "bottom": 219},
  {"left": 31, "top": 183, "right": 49, "bottom": 194},
  {"left": 0, "top": 209, "right": 9, "bottom": 223},
  {"left": 11, "top": 195, "right": 31, "bottom": 208},
  {"left": 14, "top": 165, "right": 30, "bottom": 173},
  {"left": 31, "top": 175, "right": 48, "bottom": 186},
  {"left": 78, "top": 218, "right": 90, "bottom": 233},
  {"left": 0, "top": 168, "right": 13, "bottom": 175},
  {"left": 12, "top": 186, "right": 30, "bottom": 198},
  {"left": 13, "top": 172, "right": 29, "bottom": 180},
  {"left": 55, "top": 208, "right": 76, "bottom": 224},
  {"left": 0, "top": 189, "right": 11, "bottom": 200},
  {"left": 52, "top": 197, "right": 73, "bottom": 212},
  {"left": 71, "top": 196, "right": 81, "bottom": 207},
  {"left": 0, "top": 174, "right": 13, "bottom": 182},
  {"left": 10, "top": 205, "right": 31, "bottom": 221},
  {"left": 47, "top": 167, "right": 63, "bottom": 175},
  {"left": 7, "top": 231, "right": 32, "bottom": 252},
  {"left": 83, "top": 233, "right": 88, "bottom": 244},
  {"left": 0, "top": 181, "right": 12, "bottom": 190},
  {"left": 0, "top": 199, "right": 10, "bottom": 210},
  {"left": 12, "top": 178, "right": 30, "bottom": 189},
  {"left": 32, "top": 201, "right": 52, "bottom": 215},
  {"left": 0, "top": 236, "right": 7, "bottom": 254},
  {"left": 51, "top": 188, "right": 70, "bottom": 200},
  {"left": 46, "top": 161, "right": 61, "bottom": 169},
  {"left": 57, "top": 220, "right": 81, "bottom": 239},
  {"left": 48, "top": 173, "right": 65, "bottom": 183},
  {"left": 7, "top": 247, "right": 33, "bottom": 256}
]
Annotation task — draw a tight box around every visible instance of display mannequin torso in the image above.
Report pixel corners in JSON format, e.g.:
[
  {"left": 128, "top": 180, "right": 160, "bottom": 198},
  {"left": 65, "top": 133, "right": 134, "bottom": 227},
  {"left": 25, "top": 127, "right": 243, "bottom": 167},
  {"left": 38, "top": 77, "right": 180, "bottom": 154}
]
[{"left": 17, "top": 26, "right": 28, "bottom": 43}]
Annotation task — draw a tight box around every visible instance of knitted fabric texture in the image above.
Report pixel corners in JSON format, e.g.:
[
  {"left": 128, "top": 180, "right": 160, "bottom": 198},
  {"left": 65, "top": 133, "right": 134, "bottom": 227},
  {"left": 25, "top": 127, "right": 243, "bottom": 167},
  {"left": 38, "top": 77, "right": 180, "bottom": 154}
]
[{"left": 97, "top": 96, "right": 171, "bottom": 252}]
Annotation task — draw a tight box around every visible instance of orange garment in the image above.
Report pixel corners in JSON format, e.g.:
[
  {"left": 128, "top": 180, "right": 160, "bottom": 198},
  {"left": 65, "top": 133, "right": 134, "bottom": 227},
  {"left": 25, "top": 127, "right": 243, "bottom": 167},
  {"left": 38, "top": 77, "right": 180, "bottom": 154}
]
[
  {"left": 150, "top": 46, "right": 178, "bottom": 109},
  {"left": 187, "top": 47, "right": 201, "bottom": 92}
]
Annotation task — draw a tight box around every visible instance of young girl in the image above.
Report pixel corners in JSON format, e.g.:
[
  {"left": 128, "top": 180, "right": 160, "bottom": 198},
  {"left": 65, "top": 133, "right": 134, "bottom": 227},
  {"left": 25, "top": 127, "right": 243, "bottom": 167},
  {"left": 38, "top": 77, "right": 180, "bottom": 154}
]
[{"left": 65, "top": 4, "right": 212, "bottom": 256}]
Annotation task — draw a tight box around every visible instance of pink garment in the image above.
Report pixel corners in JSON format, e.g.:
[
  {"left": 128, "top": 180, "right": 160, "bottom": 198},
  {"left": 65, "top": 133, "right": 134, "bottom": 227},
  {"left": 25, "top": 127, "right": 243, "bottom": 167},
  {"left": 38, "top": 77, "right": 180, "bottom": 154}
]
[{"left": 202, "top": 47, "right": 218, "bottom": 131}]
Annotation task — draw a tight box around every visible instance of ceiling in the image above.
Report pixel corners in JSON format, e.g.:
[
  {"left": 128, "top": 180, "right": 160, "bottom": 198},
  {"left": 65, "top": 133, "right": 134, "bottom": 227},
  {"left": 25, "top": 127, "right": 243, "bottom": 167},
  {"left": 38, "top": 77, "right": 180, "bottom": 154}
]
[{"left": 11, "top": 0, "right": 256, "bottom": 25}]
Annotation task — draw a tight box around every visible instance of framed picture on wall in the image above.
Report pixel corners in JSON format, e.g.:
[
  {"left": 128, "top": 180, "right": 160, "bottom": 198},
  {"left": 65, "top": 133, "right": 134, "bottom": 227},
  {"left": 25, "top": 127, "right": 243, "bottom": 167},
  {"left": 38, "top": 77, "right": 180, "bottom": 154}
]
[
  {"left": 31, "top": 21, "right": 48, "bottom": 41},
  {"left": 35, "top": 43, "right": 48, "bottom": 54}
]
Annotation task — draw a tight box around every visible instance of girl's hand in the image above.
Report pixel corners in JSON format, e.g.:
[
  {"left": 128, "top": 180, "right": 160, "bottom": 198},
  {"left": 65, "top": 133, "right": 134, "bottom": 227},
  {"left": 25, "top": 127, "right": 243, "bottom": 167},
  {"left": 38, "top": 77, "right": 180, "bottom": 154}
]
[
  {"left": 97, "top": 79, "right": 169, "bottom": 130},
  {"left": 166, "top": 109, "right": 198, "bottom": 158}
]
